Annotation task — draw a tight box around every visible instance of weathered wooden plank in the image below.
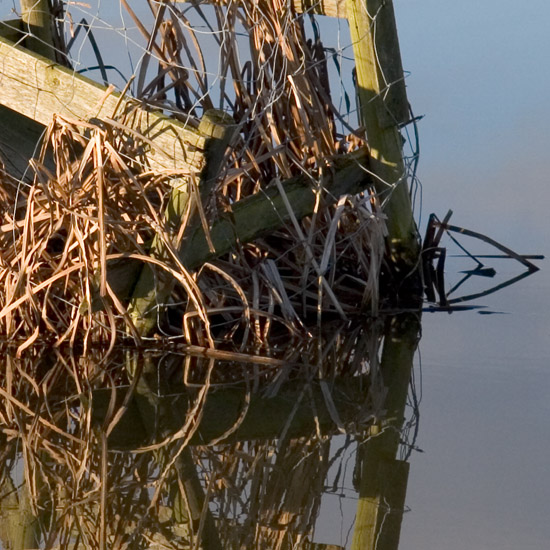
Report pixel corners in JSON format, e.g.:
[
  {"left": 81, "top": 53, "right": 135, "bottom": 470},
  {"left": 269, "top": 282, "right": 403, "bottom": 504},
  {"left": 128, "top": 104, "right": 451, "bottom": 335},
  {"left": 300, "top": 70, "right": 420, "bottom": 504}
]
[
  {"left": 172, "top": 0, "right": 347, "bottom": 18},
  {"left": 0, "top": 35, "right": 205, "bottom": 174},
  {"left": 294, "top": 0, "right": 347, "bottom": 17}
]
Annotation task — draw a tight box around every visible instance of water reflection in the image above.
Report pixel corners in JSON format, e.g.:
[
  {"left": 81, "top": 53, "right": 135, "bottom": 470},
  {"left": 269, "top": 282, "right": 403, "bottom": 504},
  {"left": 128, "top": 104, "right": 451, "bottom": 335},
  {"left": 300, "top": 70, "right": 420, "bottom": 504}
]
[{"left": 0, "top": 315, "right": 420, "bottom": 549}]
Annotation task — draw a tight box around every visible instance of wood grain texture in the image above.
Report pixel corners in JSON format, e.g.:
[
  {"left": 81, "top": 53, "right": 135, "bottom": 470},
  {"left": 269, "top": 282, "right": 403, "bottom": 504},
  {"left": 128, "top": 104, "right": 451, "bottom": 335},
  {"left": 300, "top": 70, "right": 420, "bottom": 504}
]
[{"left": 0, "top": 35, "right": 205, "bottom": 174}]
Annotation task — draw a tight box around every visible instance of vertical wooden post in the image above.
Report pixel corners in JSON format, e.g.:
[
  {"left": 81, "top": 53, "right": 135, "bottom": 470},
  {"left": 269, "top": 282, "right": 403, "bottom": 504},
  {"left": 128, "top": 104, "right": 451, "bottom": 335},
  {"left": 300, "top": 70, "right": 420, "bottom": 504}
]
[
  {"left": 127, "top": 110, "right": 235, "bottom": 336},
  {"left": 346, "top": 0, "right": 419, "bottom": 275},
  {"left": 20, "top": 0, "right": 55, "bottom": 60}
]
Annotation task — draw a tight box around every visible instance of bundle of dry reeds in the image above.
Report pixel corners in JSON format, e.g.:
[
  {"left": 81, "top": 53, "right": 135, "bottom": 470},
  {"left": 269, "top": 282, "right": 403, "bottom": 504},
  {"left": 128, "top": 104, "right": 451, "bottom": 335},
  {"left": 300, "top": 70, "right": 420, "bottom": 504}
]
[
  {"left": 0, "top": 5, "right": 422, "bottom": 548},
  {"left": 0, "top": 0, "right": 387, "bottom": 351}
]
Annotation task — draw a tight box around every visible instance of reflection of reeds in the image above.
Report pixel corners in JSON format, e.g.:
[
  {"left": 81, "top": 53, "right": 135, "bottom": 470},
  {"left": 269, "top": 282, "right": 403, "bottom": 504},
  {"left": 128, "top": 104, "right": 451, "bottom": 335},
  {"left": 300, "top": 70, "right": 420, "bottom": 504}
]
[
  {"left": 0, "top": 315, "right": 420, "bottom": 549},
  {"left": 0, "top": 0, "right": 386, "bottom": 349}
]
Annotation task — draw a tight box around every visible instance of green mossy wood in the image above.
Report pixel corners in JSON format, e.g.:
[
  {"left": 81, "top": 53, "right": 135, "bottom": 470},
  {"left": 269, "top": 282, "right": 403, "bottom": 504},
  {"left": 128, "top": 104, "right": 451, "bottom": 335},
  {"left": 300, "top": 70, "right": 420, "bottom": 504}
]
[
  {"left": 346, "top": 0, "right": 420, "bottom": 273},
  {"left": 124, "top": 147, "right": 372, "bottom": 335},
  {"left": 128, "top": 110, "right": 237, "bottom": 335}
]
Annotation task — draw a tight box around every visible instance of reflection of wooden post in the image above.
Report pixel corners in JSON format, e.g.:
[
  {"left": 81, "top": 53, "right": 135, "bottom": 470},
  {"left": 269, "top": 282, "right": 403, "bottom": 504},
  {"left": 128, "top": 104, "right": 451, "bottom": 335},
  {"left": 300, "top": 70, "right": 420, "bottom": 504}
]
[
  {"left": 352, "top": 440, "right": 410, "bottom": 550},
  {"left": 352, "top": 314, "right": 420, "bottom": 550},
  {"left": 20, "top": 0, "right": 55, "bottom": 60},
  {"left": 346, "top": 0, "right": 419, "bottom": 274},
  {"left": 0, "top": 469, "right": 39, "bottom": 550}
]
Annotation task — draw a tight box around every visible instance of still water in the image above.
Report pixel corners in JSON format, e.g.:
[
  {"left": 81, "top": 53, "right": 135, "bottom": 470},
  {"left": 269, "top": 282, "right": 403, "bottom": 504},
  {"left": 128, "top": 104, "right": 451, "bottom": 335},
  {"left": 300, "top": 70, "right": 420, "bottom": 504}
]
[{"left": 403, "top": 261, "right": 550, "bottom": 550}]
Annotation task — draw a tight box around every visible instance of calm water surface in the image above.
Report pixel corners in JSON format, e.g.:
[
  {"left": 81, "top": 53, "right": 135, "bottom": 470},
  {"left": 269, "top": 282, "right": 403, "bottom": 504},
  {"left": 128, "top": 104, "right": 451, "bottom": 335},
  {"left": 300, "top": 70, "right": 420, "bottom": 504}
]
[{"left": 402, "top": 260, "right": 550, "bottom": 550}]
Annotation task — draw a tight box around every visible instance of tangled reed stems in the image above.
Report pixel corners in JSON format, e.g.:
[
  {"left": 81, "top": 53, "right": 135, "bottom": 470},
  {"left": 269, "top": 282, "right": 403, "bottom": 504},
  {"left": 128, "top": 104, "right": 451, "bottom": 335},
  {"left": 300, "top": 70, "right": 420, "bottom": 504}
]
[
  {"left": 0, "top": 3, "right": 424, "bottom": 548},
  {"left": 0, "top": 0, "right": 388, "bottom": 351}
]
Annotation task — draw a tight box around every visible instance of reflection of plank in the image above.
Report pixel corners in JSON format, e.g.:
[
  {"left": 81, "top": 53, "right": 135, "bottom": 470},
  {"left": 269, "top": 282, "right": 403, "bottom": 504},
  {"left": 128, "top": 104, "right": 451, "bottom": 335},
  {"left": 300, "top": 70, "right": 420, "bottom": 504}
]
[
  {"left": 0, "top": 35, "right": 205, "bottom": 174},
  {"left": 92, "top": 375, "right": 372, "bottom": 449}
]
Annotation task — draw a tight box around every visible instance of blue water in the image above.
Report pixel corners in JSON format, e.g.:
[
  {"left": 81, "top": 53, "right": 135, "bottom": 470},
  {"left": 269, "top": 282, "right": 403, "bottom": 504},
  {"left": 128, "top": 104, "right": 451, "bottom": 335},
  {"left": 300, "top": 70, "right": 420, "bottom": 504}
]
[{"left": 402, "top": 260, "right": 550, "bottom": 550}]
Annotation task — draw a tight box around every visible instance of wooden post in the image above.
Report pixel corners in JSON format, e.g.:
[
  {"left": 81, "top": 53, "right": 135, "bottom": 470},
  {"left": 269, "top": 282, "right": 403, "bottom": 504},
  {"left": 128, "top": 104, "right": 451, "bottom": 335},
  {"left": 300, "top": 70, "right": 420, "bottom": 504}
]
[
  {"left": 20, "top": 0, "right": 55, "bottom": 60},
  {"left": 0, "top": 19, "right": 23, "bottom": 42},
  {"left": 127, "top": 110, "right": 236, "bottom": 336},
  {"left": 346, "top": 0, "right": 419, "bottom": 275}
]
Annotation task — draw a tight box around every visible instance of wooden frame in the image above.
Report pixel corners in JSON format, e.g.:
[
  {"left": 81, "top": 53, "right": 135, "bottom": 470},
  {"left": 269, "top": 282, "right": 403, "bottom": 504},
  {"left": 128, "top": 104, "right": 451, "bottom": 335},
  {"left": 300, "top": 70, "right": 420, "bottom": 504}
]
[{"left": 0, "top": 35, "right": 205, "bottom": 175}]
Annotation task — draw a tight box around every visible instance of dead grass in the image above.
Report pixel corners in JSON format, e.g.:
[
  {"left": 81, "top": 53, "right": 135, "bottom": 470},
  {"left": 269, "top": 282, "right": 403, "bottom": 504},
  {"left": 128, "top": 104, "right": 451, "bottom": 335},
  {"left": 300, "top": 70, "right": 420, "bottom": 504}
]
[{"left": 0, "top": 0, "right": 386, "bottom": 351}]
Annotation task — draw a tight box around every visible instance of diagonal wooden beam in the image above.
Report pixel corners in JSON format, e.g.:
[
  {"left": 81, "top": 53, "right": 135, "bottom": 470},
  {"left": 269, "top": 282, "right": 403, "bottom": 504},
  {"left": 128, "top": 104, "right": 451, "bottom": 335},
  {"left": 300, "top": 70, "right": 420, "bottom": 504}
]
[
  {"left": 179, "top": 148, "right": 372, "bottom": 271},
  {"left": 98, "top": 148, "right": 372, "bottom": 330},
  {"left": 0, "top": 35, "right": 205, "bottom": 174}
]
